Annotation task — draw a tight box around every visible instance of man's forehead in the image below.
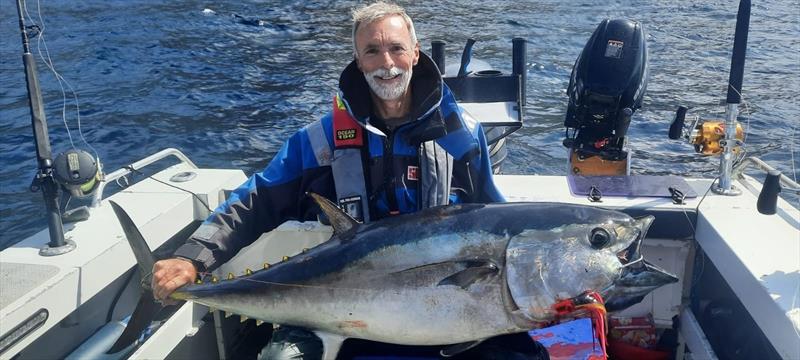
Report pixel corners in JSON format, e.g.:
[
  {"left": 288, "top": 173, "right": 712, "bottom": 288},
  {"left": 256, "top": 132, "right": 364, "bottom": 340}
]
[{"left": 355, "top": 15, "right": 411, "bottom": 45}]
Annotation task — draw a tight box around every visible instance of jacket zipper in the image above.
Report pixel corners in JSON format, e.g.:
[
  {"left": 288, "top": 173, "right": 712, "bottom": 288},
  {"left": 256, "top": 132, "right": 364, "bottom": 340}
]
[{"left": 384, "top": 133, "right": 400, "bottom": 215}]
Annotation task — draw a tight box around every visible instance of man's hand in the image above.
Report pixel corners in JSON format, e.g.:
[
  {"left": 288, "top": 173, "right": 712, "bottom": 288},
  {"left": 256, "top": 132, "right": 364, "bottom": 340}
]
[{"left": 152, "top": 258, "right": 197, "bottom": 303}]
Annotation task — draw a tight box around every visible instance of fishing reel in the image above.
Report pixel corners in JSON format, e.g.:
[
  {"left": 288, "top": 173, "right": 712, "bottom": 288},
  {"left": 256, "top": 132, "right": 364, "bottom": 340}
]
[
  {"left": 668, "top": 106, "right": 744, "bottom": 156},
  {"left": 53, "top": 149, "right": 101, "bottom": 198}
]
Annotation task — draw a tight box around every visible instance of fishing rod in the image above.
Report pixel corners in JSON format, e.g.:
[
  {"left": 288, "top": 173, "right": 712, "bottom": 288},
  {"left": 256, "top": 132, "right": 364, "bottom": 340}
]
[
  {"left": 715, "top": 0, "right": 750, "bottom": 195},
  {"left": 16, "top": 0, "right": 102, "bottom": 255},
  {"left": 668, "top": 0, "right": 751, "bottom": 196},
  {"left": 14, "top": 0, "right": 74, "bottom": 256}
]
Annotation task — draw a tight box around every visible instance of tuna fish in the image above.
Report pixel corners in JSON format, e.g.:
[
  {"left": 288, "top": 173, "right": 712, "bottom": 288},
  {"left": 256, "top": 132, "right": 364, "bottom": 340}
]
[{"left": 108, "top": 194, "right": 677, "bottom": 359}]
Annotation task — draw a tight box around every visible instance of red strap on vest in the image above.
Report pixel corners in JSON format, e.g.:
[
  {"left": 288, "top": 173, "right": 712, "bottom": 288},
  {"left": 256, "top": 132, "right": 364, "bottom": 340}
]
[{"left": 332, "top": 95, "right": 363, "bottom": 148}]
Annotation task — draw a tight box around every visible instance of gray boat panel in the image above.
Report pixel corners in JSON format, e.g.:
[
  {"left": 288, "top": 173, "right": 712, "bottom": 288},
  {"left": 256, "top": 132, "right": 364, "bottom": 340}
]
[{"left": 0, "top": 263, "right": 59, "bottom": 308}]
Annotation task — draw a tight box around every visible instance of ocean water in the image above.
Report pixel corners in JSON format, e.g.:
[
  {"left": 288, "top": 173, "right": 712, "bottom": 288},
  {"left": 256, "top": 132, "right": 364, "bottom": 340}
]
[{"left": 1, "top": 0, "right": 798, "bottom": 249}]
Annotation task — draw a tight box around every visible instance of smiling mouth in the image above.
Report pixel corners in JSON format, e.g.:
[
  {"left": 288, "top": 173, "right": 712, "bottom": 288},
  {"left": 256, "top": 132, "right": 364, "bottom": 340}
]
[{"left": 376, "top": 74, "right": 400, "bottom": 81}]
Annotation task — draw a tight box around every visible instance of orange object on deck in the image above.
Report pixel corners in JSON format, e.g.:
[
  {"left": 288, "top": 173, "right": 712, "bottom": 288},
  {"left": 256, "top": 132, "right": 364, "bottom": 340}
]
[{"left": 570, "top": 150, "right": 628, "bottom": 176}]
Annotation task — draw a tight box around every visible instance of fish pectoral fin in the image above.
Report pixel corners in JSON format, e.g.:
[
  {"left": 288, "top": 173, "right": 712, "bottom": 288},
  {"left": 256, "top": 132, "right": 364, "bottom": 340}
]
[
  {"left": 307, "top": 192, "right": 359, "bottom": 240},
  {"left": 437, "top": 261, "right": 499, "bottom": 290},
  {"left": 312, "top": 331, "right": 346, "bottom": 360},
  {"left": 440, "top": 339, "right": 485, "bottom": 357}
]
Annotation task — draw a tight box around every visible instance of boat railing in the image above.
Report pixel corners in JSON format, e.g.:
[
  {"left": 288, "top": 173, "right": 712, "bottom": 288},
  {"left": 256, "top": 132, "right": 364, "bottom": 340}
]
[
  {"left": 91, "top": 148, "right": 198, "bottom": 207},
  {"left": 733, "top": 156, "right": 800, "bottom": 195}
]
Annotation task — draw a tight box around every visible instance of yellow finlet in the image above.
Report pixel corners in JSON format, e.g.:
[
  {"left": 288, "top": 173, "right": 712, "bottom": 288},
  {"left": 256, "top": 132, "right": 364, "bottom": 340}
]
[
  {"left": 227, "top": 273, "right": 235, "bottom": 280},
  {"left": 263, "top": 262, "right": 271, "bottom": 269},
  {"left": 171, "top": 291, "right": 188, "bottom": 301},
  {"left": 245, "top": 268, "right": 253, "bottom": 275},
  {"left": 211, "top": 276, "right": 219, "bottom": 283},
  {"left": 282, "top": 256, "right": 290, "bottom": 261},
  {"left": 256, "top": 320, "right": 264, "bottom": 326},
  {"left": 240, "top": 315, "right": 248, "bottom": 323}
]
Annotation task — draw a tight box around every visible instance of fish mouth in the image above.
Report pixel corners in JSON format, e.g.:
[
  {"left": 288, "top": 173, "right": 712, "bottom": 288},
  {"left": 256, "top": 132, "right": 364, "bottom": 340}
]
[
  {"left": 615, "top": 258, "right": 679, "bottom": 291},
  {"left": 613, "top": 215, "right": 678, "bottom": 294},
  {"left": 616, "top": 215, "right": 654, "bottom": 265}
]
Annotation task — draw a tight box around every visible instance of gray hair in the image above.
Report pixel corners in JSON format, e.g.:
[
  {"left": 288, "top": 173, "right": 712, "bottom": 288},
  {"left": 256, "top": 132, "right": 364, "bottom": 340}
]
[{"left": 351, "top": 1, "right": 418, "bottom": 58}]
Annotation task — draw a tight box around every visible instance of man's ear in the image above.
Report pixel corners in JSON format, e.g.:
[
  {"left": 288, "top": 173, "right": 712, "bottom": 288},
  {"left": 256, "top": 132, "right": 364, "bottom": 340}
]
[{"left": 413, "top": 42, "right": 420, "bottom": 66}]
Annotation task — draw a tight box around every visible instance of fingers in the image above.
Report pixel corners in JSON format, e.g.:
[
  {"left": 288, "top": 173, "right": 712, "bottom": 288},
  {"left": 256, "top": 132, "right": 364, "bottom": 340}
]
[{"left": 151, "top": 258, "right": 197, "bottom": 301}]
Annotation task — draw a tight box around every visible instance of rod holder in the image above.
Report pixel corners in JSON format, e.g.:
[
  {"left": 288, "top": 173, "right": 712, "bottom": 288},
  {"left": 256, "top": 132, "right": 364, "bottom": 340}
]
[
  {"left": 431, "top": 40, "right": 446, "bottom": 75},
  {"left": 757, "top": 170, "right": 782, "bottom": 215},
  {"left": 512, "top": 37, "right": 527, "bottom": 106}
]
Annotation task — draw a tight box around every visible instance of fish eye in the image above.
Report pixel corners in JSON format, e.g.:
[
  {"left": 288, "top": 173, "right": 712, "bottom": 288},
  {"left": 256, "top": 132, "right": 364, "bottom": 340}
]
[{"left": 589, "top": 227, "right": 612, "bottom": 249}]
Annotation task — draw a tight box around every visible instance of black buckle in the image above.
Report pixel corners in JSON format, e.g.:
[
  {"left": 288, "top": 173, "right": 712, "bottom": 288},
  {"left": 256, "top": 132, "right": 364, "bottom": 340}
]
[
  {"left": 588, "top": 185, "right": 603, "bottom": 203},
  {"left": 668, "top": 187, "right": 686, "bottom": 205}
]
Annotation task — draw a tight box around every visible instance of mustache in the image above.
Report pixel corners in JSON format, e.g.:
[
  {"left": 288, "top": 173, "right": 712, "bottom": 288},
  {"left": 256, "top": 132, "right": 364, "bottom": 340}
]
[{"left": 366, "top": 67, "right": 404, "bottom": 78}]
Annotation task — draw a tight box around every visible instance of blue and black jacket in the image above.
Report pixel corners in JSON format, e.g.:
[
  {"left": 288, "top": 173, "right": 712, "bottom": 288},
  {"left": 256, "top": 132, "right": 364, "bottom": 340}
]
[{"left": 174, "top": 53, "right": 504, "bottom": 271}]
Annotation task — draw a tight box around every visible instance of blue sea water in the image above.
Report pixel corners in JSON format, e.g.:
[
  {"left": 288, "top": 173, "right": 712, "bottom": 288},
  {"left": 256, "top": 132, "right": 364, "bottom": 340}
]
[{"left": 1, "top": 0, "right": 798, "bottom": 249}]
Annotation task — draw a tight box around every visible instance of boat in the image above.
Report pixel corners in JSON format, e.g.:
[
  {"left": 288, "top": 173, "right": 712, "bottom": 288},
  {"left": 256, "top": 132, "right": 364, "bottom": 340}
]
[{"left": 1, "top": 0, "right": 797, "bottom": 359}]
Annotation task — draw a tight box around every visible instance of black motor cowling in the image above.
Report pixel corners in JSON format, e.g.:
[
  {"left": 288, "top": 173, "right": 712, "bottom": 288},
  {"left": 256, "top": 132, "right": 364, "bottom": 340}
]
[{"left": 564, "top": 19, "right": 648, "bottom": 161}]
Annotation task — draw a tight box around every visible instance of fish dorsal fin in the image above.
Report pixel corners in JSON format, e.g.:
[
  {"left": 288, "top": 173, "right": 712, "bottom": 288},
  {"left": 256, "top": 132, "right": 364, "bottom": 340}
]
[
  {"left": 437, "top": 260, "right": 499, "bottom": 290},
  {"left": 307, "top": 192, "right": 359, "bottom": 240},
  {"left": 440, "top": 339, "right": 485, "bottom": 357}
]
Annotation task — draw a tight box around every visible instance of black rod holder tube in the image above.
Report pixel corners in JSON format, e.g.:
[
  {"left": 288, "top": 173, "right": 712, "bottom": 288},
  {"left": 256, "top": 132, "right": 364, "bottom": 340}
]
[
  {"left": 512, "top": 38, "right": 527, "bottom": 106},
  {"left": 16, "top": 0, "right": 66, "bottom": 250},
  {"left": 757, "top": 170, "right": 782, "bottom": 215},
  {"left": 431, "top": 40, "right": 446, "bottom": 75},
  {"left": 726, "top": 0, "right": 750, "bottom": 104}
]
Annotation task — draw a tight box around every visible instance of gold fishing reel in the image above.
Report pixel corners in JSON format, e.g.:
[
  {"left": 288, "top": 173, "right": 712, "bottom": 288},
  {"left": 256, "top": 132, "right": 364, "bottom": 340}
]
[
  {"left": 689, "top": 120, "right": 744, "bottom": 155},
  {"left": 668, "top": 106, "right": 745, "bottom": 156}
]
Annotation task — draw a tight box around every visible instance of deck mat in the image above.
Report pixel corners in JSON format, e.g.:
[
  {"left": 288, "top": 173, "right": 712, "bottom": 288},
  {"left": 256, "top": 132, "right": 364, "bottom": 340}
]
[{"left": 0, "top": 262, "right": 59, "bottom": 308}]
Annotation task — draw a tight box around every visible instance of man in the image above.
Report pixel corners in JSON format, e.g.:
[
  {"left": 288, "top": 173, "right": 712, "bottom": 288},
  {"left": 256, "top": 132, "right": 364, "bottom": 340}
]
[{"left": 153, "top": 2, "right": 545, "bottom": 359}]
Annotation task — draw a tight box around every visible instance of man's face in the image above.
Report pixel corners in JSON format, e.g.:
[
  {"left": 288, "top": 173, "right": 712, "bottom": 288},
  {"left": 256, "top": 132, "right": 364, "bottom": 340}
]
[{"left": 355, "top": 15, "right": 420, "bottom": 101}]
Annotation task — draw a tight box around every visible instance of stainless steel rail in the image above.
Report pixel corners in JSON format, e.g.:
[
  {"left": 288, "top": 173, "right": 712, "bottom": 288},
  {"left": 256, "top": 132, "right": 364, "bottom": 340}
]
[
  {"left": 91, "top": 148, "right": 198, "bottom": 207},
  {"left": 733, "top": 156, "right": 800, "bottom": 195}
]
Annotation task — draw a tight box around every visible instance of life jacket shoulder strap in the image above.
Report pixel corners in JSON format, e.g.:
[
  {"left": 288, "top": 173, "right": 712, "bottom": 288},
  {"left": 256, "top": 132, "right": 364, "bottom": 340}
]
[{"left": 332, "top": 95, "right": 364, "bottom": 148}]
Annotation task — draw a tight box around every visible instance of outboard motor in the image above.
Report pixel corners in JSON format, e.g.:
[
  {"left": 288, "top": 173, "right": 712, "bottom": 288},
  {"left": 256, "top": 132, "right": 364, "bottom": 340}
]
[{"left": 564, "top": 19, "right": 647, "bottom": 175}]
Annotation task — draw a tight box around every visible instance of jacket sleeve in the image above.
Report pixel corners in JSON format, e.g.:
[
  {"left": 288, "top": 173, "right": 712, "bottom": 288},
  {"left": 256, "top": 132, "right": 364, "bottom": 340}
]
[
  {"left": 173, "top": 119, "right": 334, "bottom": 271},
  {"left": 469, "top": 121, "right": 506, "bottom": 203}
]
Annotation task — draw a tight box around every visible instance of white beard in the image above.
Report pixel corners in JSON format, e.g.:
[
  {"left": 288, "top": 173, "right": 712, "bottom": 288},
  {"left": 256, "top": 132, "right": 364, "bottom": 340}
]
[{"left": 364, "top": 67, "right": 412, "bottom": 101}]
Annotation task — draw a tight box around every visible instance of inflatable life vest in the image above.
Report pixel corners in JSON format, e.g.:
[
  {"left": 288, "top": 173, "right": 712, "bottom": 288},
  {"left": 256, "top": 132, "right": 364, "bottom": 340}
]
[{"left": 327, "top": 95, "right": 453, "bottom": 222}]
